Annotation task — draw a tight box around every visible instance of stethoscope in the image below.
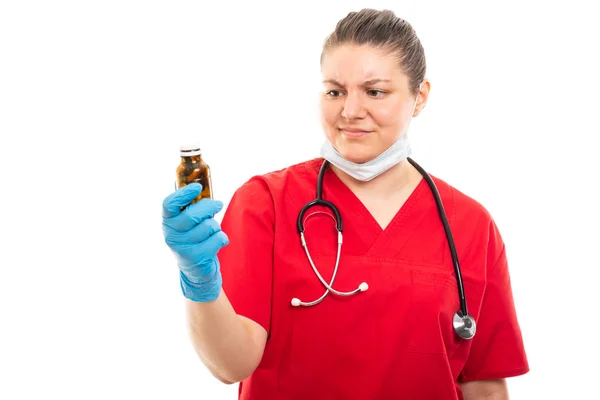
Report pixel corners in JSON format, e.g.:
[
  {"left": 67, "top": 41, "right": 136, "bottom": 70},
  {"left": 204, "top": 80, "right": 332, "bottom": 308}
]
[{"left": 291, "top": 158, "right": 477, "bottom": 340}]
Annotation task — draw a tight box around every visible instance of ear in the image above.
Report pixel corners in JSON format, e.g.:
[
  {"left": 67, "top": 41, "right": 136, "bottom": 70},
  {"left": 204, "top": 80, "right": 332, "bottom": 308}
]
[{"left": 413, "top": 78, "right": 431, "bottom": 117}]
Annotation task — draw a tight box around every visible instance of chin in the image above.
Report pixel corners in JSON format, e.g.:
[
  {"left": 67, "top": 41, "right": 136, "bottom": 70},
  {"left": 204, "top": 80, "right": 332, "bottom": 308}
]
[{"left": 335, "top": 143, "right": 375, "bottom": 164}]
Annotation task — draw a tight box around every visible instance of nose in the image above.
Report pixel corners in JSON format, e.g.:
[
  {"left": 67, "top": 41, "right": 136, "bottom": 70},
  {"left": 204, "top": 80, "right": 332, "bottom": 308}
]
[{"left": 341, "top": 91, "right": 365, "bottom": 120}]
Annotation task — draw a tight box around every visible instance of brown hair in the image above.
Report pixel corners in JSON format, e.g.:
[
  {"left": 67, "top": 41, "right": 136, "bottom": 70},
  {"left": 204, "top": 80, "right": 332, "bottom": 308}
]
[{"left": 321, "top": 8, "right": 426, "bottom": 96}]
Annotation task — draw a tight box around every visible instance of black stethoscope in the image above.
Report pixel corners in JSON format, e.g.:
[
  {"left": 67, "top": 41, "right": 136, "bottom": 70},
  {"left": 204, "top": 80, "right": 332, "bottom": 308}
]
[{"left": 291, "top": 158, "right": 477, "bottom": 340}]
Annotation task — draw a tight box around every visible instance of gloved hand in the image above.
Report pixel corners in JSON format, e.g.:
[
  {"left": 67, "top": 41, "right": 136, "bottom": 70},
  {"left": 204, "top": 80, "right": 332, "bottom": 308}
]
[{"left": 162, "top": 183, "right": 230, "bottom": 302}]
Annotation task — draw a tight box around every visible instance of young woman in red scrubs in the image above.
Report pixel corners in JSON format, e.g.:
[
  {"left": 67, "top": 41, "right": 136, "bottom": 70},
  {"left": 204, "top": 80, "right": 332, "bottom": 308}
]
[{"left": 162, "top": 8, "right": 529, "bottom": 400}]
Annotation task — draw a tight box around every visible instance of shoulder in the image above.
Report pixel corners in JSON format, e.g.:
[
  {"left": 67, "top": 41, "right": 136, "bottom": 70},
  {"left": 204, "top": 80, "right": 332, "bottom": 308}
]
[
  {"left": 431, "top": 174, "right": 493, "bottom": 224},
  {"left": 429, "top": 174, "right": 505, "bottom": 262}
]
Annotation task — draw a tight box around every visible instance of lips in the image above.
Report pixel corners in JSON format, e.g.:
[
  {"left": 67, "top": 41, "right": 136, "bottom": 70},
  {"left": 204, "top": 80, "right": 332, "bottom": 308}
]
[{"left": 339, "top": 128, "right": 372, "bottom": 138}]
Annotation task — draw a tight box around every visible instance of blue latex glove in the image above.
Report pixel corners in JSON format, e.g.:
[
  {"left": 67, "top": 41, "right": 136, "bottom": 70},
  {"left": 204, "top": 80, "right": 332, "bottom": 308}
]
[{"left": 162, "top": 183, "right": 229, "bottom": 302}]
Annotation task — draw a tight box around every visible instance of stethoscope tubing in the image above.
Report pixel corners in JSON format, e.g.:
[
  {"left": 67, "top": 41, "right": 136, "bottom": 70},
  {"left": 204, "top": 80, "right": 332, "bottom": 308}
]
[
  {"left": 294, "top": 158, "right": 474, "bottom": 339},
  {"left": 406, "top": 158, "right": 468, "bottom": 318}
]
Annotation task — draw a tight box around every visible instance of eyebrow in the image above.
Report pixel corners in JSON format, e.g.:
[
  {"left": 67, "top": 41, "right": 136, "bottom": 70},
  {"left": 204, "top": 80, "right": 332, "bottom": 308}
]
[{"left": 323, "top": 78, "right": 391, "bottom": 86}]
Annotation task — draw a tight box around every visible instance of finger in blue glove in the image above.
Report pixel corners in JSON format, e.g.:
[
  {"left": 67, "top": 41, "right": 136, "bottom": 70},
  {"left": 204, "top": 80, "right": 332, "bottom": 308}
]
[{"left": 162, "top": 183, "right": 229, "bottom": 302}]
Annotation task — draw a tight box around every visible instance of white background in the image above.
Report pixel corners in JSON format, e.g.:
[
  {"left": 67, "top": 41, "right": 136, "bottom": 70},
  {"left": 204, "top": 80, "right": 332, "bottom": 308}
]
[{"left": 1, "top": 0, "right": 599, "bottom": 399}]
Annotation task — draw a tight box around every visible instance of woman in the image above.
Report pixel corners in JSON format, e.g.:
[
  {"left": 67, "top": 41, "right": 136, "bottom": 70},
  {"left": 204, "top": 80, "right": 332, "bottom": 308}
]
[{"left": 162, "top": 8, "right": 529, "bottom": 399}]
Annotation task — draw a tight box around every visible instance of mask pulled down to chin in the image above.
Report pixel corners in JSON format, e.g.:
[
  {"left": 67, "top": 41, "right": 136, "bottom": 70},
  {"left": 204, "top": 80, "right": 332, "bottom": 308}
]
[{"left": 319, "top": 132, "right": 412, "bottom": 182}]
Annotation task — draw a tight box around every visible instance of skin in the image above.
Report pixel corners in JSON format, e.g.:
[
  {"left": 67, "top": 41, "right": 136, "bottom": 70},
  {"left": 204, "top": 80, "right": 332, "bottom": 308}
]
[
  {"left": 319, "top": 43, "right": 509, "bottom": 399},
  {"left": 319, "top": 43, "right": 432, "bottom": 230},
  {"left": 319, "top": 43, "right": 427, "bottom": 165}
]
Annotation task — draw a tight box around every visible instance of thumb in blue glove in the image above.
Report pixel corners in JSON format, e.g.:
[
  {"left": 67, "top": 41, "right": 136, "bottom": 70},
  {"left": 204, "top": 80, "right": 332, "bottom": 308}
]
[{"left": 162, "top": 183, "right": 229, "bottom": 302}]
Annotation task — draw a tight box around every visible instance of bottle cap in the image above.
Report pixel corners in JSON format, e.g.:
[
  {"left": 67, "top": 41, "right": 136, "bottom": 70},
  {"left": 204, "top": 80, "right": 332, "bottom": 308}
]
[{"left": 180, "top": 143, "right": 202, "bottom": 156}]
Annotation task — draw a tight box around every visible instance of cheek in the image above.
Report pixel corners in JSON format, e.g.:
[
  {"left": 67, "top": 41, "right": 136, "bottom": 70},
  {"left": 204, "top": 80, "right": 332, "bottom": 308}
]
[
  {"left": 372, "top": 103, "right": 404, "bottom": 127},
  {"left": 372, "top": 101, "right": 414, "bottom": 141},
  {"left": 320, "top": 102, "right": 339, "bottom": 129}
]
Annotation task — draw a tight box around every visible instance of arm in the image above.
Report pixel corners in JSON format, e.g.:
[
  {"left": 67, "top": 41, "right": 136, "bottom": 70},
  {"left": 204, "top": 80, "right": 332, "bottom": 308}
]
[
  {"left": 162, "top": 179, "right": 274, "bottom": 384},
  {"left": 185, "top": 289, "right": 268, "bottom": 384},
  {"left": 181, "top": 177, "right": 274, "bottom": 384},
  {"left": 461, "top": 379, "right": 508, "bottom": 400}
]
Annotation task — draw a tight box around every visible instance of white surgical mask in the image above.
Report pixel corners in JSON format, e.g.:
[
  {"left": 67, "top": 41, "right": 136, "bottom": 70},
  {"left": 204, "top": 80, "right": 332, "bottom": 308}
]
[
  {"left": 320, "top": 132, "right": 412, "bottom": 181},
  {"left": 320, "top": 86, "right": 421, "bottom": 182}
]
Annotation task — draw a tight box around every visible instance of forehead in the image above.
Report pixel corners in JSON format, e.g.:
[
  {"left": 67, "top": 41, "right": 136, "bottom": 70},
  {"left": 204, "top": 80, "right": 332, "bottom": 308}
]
[{"left": 321, "top": 44, "right": 406, "bottom": 85}]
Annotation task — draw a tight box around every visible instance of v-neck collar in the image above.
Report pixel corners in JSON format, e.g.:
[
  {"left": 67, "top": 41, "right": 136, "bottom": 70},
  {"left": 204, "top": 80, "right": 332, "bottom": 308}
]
[{"left": 322, "top": 164, "right": 430, "bottom": 257}]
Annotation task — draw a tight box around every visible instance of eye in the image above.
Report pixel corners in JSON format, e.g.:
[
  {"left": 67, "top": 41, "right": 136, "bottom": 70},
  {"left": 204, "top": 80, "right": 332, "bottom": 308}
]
[
  {"left": 367, "top": 89, "right": 386, "bottom": 98},
  {"left": 325, "top": 90, "right": 343, "bottom": 98}
]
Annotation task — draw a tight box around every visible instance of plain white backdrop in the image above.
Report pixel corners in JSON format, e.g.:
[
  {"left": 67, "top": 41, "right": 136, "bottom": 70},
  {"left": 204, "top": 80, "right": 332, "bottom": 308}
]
[{"left": 1, "top": 0, "right": 599, "bottom": 398}]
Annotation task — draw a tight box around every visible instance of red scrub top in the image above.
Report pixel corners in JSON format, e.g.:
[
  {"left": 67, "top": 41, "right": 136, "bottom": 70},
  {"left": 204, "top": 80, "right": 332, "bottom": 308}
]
[{"left": 219, "top": 158, "right": 529, "bottom": 400}]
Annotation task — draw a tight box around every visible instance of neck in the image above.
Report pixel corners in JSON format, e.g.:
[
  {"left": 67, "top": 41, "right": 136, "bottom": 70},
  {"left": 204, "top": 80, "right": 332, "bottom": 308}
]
[{"left": 330, "top": 159, "right": 421, "bottom": 197}]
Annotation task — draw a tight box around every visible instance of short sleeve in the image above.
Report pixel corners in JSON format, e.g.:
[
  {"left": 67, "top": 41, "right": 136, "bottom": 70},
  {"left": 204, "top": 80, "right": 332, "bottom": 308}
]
[
  {"left": 218, "top": 177, "right": 274, "bottom": 334},
  {"left": 459, "top": 223, "right": 530, "bottom": 382}
]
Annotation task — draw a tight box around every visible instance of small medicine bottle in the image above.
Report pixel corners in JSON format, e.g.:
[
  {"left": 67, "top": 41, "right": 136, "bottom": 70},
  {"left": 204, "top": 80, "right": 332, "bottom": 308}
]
[{"left": 176, "top": 144, "right": 213, "bottom": 204}]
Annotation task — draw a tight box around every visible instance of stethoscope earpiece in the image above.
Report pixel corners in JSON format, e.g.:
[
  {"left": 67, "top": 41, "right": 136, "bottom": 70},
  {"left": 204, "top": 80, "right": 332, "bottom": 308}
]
[{"left": 291, "top": 282, "right": 369, "bottom": 307}]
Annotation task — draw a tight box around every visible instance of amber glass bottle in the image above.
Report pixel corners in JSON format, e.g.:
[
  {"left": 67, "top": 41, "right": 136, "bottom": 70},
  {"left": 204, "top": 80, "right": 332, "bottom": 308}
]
[{"left": 176, "top": 144, "right": 213, "bottom": 204}]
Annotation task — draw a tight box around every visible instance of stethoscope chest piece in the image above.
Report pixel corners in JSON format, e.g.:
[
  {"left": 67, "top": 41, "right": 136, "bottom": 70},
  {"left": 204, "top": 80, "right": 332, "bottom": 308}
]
[{"left": 453, "top": 312, "right": 476, "bottom": 340}]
